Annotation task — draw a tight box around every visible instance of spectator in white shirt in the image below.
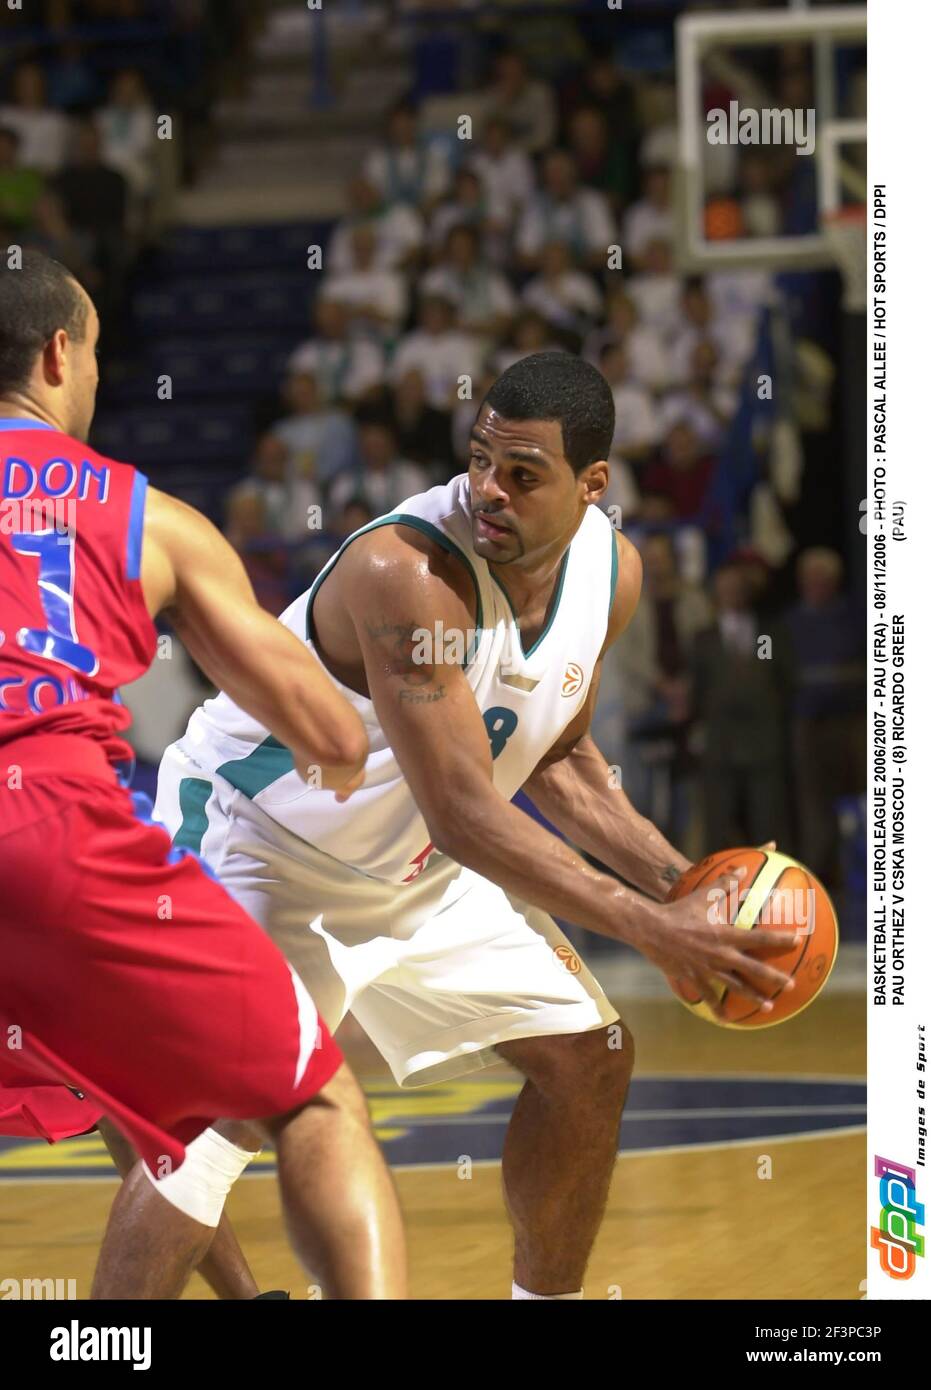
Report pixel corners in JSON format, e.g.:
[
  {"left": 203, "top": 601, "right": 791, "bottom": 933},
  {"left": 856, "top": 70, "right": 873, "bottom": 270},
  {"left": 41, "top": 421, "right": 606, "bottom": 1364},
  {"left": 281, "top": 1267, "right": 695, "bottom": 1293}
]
[
  {"left": 521, "top": 240, "right": 603, "bottom": 341},
  {"left": 627, "top": 238, "right": 684, "bottom": 342},
  {"left": 420, "top": 223, "right": 516, "bottom": 340},
  {"left": 623, "top": 167, "right": 674, "bottom": 270},
  {"left": 287, "top": 295, "right": 386, "bottom": 405},
  {"left": 467, "top": 115, "right": 535, "bottom": 241},
  {"left": 640, "top": 115, "right": 680, "bottom": 174},
  {"left": 270, "top": 370, "right": 359, "bottom": 500},
  {"left": 599, "top": 342, "right": 661, "bottom": 462},
  {"left": 584, "top": 288, "right": 670, "bottom": 392},
  {"left": 227, "top": 432, "right": 300, "bottom": 544},
  {"left": 428, "top": 166, "right": 491, "bottom": 257},
  {"left": 328, "top": 174, "right": 424, "bottom": 274},
  {"left": 708, "top": 267, "right": 774, "bottom": 323},
  {"left": 0, "top": 62, "right": 71, "bottom": 173},
  {"left": 363, "top": 97, "right": 451, "bottom": 212},
  {"left": 669, "top": 277, "right": 751, "bottom": 387},
  {"left": 707, "top": 266, "right": 772, "bottom": 360},
  {"left": 482, "top": 47, "right": 556, "bottom": 155},
  {"left": 658, "top": 340, "right": 738, "bottom": 449},
  {"left": 226, "top": 432, "right": 314, "bottom": 613},
  {"left": 516, "top": 148, "right": 616, "bottom": 272},
  {"left": 391, "top": 293, "right": 482, "bottom": 412},
  {"left": 329, "top": 416, "right": 430, "bottom": 516},
  {"left": 94, "top": 68, "right": 156, "bottom": 199},
  {"left": 321, "top": 224, "right": 408, "bottom": 341}
]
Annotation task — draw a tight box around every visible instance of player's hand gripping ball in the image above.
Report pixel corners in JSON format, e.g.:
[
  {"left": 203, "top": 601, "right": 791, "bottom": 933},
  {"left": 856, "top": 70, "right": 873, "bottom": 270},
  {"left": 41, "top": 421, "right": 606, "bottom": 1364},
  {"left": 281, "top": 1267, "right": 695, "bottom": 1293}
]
[{"left": 665, "top": 847, "right": 838, "bottom": 1028}]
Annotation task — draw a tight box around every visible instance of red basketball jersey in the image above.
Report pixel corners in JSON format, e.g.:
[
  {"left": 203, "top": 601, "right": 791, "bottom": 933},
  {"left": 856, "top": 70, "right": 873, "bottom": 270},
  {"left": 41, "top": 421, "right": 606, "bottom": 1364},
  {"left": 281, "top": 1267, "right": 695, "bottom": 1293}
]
[{"left": 0, "top": 418, "right": 157, "bottom": 767}]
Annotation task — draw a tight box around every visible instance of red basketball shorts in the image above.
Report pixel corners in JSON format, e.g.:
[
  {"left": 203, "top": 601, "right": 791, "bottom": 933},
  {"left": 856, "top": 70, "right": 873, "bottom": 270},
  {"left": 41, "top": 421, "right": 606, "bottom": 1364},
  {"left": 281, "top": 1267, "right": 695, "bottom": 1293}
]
[
  {"left": 0, "top": 735, "right": 342, "bottom": 1173},
  {"left": 0, "top": 1080, "right": 101, "bottom": 1142}
]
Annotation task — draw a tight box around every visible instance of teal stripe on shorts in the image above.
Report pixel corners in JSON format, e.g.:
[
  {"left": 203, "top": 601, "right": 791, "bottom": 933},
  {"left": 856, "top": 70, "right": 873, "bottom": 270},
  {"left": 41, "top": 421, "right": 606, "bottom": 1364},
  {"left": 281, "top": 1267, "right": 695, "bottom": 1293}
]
[
  {"left": 173, "top": 776, "right": 213, "bottom": 853},
  {"left": 217, "top": 735, "right": 294, "bottom": 799}
]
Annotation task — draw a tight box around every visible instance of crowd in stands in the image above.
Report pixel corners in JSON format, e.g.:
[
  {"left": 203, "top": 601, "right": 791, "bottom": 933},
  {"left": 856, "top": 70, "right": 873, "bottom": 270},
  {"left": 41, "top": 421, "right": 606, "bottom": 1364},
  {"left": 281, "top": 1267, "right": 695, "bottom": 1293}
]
[
  {"left": 0, "top": 0, "right": 256, "bottom": 348},
  {"left": 221, "top": 35, "right": 864, "bottom": 885},
  {"left": 0, "top": 5, "right": 867, "bottom": 894}
]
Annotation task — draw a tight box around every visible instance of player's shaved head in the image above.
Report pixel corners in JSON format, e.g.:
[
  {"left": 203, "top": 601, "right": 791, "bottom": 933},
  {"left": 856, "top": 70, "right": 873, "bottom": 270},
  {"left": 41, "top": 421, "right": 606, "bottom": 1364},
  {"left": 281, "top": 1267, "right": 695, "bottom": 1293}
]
[
  {"left": 0, "top": 250, "right": 90, "bottom": 395},
  {"left": 481, "top": 351, "right": 615, "bottom": 475}
]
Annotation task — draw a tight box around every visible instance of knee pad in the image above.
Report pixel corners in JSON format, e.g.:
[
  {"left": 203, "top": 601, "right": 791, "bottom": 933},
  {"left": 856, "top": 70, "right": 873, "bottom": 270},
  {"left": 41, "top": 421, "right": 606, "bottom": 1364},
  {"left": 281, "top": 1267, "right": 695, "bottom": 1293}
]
[{"left": 142, "top": 1126, "right": 259, "bottom": 1227}]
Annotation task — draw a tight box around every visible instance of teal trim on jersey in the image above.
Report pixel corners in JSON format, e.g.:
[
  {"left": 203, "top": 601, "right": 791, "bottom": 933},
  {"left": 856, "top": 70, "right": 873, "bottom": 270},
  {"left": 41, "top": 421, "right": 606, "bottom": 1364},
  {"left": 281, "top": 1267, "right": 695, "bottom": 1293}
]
[
  {"left": 305, "top": 511, "right": 484, "bottom": 667},
  {"left": 217, "top": 736, "right": 294, "bottom": 799},
  {"left": 492, "top": 549, "right": 569, "bottom": 659},
  {"left": 490, "top": 571, "right": 518, "bottom": 625},
  {"left": 173, "top": 776, "right": 212, "bottom": 853},
  {"left": 609, "top": 528, "right": 619, "bottom": 609}
]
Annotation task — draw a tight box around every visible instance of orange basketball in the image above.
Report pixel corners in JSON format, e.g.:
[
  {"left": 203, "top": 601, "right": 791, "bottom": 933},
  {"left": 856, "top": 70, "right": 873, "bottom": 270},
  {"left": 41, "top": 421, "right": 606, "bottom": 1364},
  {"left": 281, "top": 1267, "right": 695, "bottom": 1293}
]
[{"left": 665, "top": 847, "right": 838, "bottom": 1028}]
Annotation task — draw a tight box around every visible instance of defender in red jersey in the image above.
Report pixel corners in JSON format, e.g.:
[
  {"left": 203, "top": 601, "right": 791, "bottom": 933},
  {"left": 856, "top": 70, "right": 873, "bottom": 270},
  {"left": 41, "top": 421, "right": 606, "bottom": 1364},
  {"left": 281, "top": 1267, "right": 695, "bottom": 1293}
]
[{"left": 0, "top": 251, "right": 407, "bottom": 1297}]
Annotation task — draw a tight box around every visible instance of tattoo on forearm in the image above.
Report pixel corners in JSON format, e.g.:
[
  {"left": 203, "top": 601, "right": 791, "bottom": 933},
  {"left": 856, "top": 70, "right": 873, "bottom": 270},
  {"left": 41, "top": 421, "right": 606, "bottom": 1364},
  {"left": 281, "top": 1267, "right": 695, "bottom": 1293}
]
[
  {"left": 660, "top": 864, "right": 682, "bottom": 886},
  {"left": 399, "top": 685, "right": 447, "bottom": 705}
]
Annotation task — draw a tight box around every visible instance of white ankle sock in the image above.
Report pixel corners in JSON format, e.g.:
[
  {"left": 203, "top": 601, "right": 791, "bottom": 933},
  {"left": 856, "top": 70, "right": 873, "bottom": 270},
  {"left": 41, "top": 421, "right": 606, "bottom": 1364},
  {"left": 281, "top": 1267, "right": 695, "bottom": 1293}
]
[{"left": 512, "top": 1282, "right": 583, "bottom": 1300}]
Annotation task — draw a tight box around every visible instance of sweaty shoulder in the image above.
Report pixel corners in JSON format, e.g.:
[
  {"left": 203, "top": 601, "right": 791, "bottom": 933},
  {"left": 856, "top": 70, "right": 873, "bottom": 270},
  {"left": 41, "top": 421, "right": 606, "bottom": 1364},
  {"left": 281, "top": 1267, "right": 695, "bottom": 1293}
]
[
  {"left": 310, "top": 520, "right": 479, "bottom": 690},
  {"left": 336, "top": 521, "right": 478, "bottom": 626}
]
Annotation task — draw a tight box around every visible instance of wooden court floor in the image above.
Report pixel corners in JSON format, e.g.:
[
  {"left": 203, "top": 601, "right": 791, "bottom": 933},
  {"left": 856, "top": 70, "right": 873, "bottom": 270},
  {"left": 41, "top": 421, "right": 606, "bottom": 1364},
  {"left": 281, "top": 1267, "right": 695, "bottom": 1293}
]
[{"left": 0, "top": 993, "right": 865, "bottom": 1300}]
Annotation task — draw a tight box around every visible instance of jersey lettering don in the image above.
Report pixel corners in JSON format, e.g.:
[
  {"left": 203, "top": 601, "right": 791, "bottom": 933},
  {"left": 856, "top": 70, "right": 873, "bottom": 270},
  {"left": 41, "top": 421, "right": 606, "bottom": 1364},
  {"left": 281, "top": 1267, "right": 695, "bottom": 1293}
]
[
  {"left": 169, "top": 475, "right": 618, "bottom": 884},
  {"left": 0, "top": 419, "right": 156, "bottom": 767}
]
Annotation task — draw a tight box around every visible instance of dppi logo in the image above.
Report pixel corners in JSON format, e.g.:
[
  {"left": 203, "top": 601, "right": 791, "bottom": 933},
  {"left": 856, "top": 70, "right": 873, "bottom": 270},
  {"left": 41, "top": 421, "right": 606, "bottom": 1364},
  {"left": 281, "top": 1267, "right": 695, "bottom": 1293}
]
[{"left": 870, "top": 1155, "right": 925, "bottom": 1279}]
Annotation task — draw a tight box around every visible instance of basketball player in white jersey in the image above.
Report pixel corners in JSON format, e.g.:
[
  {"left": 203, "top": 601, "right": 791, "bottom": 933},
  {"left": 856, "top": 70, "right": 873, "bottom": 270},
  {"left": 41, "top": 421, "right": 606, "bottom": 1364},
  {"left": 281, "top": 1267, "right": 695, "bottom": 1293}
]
[{"left": 100, "top": 352, "right": 797, "bottom": 1299}]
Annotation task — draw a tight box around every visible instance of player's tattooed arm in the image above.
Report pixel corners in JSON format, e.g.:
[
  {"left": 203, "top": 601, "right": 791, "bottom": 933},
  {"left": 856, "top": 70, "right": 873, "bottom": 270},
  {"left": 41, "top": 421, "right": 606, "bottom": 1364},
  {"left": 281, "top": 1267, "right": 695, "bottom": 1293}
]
[
  {"left": 362, "top": 616, "right": 447, "bottom": 701},
  {"left": 363, "top": 617, "right": 432, "bottom": 685},
  {"left": 340, "top": 525, "right": 801, "bottom": 1001},
  {"left": 398, "top": 684, "right": 447, "bottom": 704}
]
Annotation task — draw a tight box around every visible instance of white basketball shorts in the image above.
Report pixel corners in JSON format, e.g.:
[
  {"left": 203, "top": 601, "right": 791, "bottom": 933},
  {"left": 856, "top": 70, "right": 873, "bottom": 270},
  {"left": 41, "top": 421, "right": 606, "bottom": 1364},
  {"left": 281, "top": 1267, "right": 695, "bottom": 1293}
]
[{"left": 155, "top": 743, "right": 619, "bottom": 1087}]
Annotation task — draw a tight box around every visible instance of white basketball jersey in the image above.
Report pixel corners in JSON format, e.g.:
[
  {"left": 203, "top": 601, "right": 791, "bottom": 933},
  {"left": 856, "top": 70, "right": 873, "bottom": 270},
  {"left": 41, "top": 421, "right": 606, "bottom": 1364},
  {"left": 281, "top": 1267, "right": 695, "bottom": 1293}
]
[{"left": 170, "top": 475, "right": 618, "bottom": 883}]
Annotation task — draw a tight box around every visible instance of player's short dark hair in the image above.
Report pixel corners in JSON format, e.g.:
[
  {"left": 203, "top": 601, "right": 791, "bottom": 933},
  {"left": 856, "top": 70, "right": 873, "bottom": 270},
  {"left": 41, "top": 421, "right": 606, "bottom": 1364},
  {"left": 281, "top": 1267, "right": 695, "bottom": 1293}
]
[
  {"left": 481, "top": 351, "right": 615, "bottom": 475},
  {"left": 0, "top": 249, "right": 88, "bottom": 396}
]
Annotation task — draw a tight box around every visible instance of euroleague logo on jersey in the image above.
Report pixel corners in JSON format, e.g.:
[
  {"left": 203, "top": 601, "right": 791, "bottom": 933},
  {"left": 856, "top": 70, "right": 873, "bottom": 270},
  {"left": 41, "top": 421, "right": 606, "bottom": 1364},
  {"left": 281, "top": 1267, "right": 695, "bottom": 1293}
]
[
  {"left": 554, "top": 945, "right": 582, "bottom": 975},
  {"left": 561, "top": 662, "right": 584, "bottom": 697}
]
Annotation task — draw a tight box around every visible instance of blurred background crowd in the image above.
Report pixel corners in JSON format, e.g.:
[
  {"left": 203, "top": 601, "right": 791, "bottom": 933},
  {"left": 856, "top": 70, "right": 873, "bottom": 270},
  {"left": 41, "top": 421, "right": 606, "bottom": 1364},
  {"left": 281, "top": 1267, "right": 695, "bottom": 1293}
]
[{"left": 0, "top": 0, "right": 867, "bottom": 925}]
